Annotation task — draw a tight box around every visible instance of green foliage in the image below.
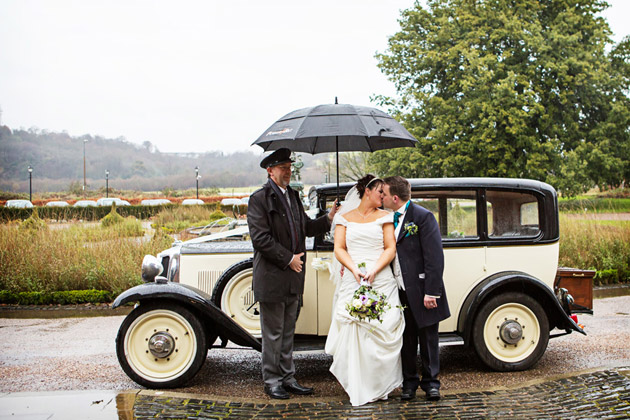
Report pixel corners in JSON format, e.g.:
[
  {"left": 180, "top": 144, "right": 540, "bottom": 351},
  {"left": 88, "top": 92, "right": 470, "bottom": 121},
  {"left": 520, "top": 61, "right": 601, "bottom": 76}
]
[
  {"left": 558, "top": 215, "right": 630, "bottom": 285},
  {"left": 0, "top": 222, "right": 172, "bottom": 295},
  {"left": 19, "top": 208, "right": 47, "bottom": 231},
  {"left": 100, "top": 203, "right": 124, "bottom": 227},
  {"left": 374, "top": 0, "right": 630, "bottom": 196},
  {"left": 109, "top": 217, "right": 145, "bottom": 237},
  {"left": 150, "top": 204, "right": 234, "bottom": 233},
  {"left": 67, "top": 181, "right": 84, "bottom": 196},
  {"left": 0, "top": 190, "right": 27, "bottom": 200},
  {"left": 559, "top": 198, "right": 630, "bottom": 213},
  {"left": 0, "top": 289, "right": 113, "bottom": 305},
  {"left": 161, "top": 186, "right": 179, "bottom": 197},
  {"left": 209, "top": 209, "right": 228, "bottom": 220},
  {"left": 0, "top": 204, "right": 177, "bottom": 223}
]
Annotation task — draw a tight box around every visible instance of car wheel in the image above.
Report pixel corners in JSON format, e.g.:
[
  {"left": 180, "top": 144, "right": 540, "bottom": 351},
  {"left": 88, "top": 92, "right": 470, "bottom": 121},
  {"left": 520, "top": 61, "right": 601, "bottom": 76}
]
[
  {"left": 211, "top": 259, "right": 262, "bottom": 337},
  {"left": 116, "top": 302, "right": 207, "bottom": 388},
  {"left": 472, "top": 292, "right": 549, "bottom": 371}
]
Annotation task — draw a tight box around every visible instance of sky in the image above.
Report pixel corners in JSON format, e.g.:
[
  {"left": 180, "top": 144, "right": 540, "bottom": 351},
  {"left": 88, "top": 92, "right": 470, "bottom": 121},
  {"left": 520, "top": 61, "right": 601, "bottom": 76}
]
[{"left": 1, "top": 0, "right": 628, "bottom": 155}]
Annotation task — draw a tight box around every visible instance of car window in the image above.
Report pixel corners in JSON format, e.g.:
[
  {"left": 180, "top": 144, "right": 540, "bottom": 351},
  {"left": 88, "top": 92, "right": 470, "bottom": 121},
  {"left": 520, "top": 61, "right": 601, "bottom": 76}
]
[
  {"left": 486, "top": 190, "right": 540, "bottom": 238},
  {"left": 411, "top": 190, "right": 478, "bottom": 240}
]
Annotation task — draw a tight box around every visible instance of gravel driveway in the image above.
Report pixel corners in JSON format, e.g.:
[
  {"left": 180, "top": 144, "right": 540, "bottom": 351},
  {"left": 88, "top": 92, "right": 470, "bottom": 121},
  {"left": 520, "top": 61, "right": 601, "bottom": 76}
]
[{"left": 1, "top": 296, "right": 628, "bottom": 400}]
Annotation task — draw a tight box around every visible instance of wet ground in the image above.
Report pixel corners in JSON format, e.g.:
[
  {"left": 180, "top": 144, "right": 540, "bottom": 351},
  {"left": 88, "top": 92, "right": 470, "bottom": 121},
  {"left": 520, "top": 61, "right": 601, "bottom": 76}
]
[{"left": 1, "top": 295, "right": 629, "bottom": 403}]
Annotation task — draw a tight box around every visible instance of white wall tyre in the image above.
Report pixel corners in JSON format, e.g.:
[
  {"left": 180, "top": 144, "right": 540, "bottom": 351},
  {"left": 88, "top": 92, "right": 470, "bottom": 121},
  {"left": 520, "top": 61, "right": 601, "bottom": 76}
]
[
  {"left": 116, "top": 303, "right": 207, "bottom": 388},
  {"left": 472, "top": 292, "right": 549, "bottom": 371},
  {"left": 211, "top": 260, "right": 262, "bottom": 338}
]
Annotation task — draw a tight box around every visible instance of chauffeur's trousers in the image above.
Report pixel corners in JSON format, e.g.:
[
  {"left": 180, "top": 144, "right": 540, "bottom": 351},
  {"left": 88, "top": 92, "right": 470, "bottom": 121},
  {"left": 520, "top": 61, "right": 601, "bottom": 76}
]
[{"left": 259, "top": 297, "right": 299, "bottom": 387}]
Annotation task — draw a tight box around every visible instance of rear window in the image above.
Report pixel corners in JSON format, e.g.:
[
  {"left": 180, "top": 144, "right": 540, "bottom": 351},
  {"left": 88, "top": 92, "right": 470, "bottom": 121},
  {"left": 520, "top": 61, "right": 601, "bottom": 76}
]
[{"left": 486, "top": 190, "right": 540, "bottom": 238}]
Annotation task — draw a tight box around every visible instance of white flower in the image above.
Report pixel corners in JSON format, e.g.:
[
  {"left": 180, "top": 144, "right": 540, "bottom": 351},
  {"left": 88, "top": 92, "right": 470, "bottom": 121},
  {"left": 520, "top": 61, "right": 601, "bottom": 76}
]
[{"left": 352, "top": 299, "right": 363, "bottom": 308}]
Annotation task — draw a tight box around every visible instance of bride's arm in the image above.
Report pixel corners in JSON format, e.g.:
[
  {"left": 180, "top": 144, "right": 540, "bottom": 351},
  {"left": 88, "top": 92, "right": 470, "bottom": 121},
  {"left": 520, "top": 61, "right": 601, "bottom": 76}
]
[
  {"left": 333, "top": 225, "right": 363, "bottom": 284},
  {"left": 362, "top": 223, "right": 397, "bottom": 284}
]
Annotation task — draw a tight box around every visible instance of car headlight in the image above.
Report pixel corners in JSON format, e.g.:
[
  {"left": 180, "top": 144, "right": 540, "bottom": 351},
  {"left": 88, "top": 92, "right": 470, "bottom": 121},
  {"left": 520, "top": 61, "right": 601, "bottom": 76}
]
[
  {"left": 141, "top": 255, "right": 164, "bottom": 283},
  {"left": 168, "top": 254, "right": 180, "bottom": 283}
]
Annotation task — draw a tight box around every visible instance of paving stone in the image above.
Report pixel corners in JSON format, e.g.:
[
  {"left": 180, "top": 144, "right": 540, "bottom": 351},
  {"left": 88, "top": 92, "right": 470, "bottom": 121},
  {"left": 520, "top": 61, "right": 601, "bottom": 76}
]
[{"left": 122, "top": 367, "right": 630, "bottom": 419}]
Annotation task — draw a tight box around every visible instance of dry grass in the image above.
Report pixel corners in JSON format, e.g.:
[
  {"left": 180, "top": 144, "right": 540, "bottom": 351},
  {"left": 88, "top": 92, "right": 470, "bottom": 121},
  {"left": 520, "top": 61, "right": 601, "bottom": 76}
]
[
  {"left": 0, "top": 221, "right": 172, "bottom": 294},
  {"left": 559, "top": 215, "right": 630, "bottom": 284},
  {"left": 1, "top": 210, "right": 627, "bottom": 295}
]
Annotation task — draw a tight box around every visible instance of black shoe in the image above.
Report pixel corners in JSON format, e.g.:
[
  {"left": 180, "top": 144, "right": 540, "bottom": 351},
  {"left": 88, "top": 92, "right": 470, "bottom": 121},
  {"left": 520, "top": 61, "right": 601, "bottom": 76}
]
[
  {"left": 426, "top": 387, "right": 440, "bottom": 401},
  {"left": 283, "top": 382, "right": 314, "bottom": 395},
  {"left": 264, "top": 384, "right": 289, "bottom": 399},
  {"left": 401, "top": 388, "right": 416, "bottom": 400}
]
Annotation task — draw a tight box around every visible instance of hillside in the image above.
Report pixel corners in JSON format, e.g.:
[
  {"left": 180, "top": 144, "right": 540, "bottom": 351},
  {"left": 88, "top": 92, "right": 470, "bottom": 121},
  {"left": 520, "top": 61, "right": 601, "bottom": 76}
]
[{"left": 0, "top": 126, "right": 327, "bottom": 193}]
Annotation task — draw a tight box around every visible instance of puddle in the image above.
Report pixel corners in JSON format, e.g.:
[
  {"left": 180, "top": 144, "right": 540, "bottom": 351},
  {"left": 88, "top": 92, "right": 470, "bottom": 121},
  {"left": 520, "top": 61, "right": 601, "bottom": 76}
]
[{"left": 0, "top": 390, "right": 138, "bottom": 420}]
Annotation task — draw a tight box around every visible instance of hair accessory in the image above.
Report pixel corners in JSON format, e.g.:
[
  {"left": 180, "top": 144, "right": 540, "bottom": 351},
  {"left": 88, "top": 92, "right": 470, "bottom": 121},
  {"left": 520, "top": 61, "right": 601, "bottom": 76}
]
[{"left": 366, "top": 177, "right": 382, "bottom": 188}]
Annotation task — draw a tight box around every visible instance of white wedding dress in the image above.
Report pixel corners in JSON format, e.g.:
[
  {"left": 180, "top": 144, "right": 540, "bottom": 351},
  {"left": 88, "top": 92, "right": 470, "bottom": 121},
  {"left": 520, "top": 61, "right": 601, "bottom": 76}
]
[{"left": 325, "top": 212, "right": 405, "bottom": 406}]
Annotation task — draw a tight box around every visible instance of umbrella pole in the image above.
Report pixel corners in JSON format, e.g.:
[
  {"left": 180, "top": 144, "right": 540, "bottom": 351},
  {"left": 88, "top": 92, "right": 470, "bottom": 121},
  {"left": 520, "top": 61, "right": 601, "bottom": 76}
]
[{"left": 336, "top": 136, "right": 340, "bottom": 203}]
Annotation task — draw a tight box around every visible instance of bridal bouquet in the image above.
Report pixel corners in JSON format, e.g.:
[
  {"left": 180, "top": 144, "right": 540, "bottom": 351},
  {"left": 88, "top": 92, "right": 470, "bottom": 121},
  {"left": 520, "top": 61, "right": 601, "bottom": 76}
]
[{"left": 346, "top": 263, "right": 391, "bottom": 323}]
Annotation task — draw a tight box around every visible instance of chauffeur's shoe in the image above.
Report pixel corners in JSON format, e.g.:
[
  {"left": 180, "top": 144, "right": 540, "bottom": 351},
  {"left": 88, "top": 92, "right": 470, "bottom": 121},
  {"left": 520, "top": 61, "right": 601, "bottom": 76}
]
[
  {"left": 283, "top": 382, "right": 314, "bottom": 395},
  {"left": 426, "top": 387, "right": 441, "bottom": 401},
  {"left": 264, "top": 384, "right": 290, "bottom": 399},
  {"left": 401, "top": 388, "right": 416, "bottom": 400}
]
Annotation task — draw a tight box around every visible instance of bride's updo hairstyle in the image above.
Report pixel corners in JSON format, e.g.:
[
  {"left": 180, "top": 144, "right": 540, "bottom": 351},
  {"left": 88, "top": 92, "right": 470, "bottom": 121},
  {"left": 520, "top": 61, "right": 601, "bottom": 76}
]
[{"left": 356, "top": 174, "right": 383, "bottom": 198}]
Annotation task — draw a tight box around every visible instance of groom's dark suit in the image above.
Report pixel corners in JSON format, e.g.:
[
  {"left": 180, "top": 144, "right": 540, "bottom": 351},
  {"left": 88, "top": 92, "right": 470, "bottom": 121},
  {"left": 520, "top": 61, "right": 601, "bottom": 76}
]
[{"left": 396, "top": 202, "right": 450, "bottom": 392}]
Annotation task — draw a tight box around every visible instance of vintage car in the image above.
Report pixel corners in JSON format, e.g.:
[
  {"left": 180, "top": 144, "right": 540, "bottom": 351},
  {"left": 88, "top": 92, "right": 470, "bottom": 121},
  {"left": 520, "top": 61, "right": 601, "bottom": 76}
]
[{"left": 113, "top": 177, "right": 587, "bottom": 388}]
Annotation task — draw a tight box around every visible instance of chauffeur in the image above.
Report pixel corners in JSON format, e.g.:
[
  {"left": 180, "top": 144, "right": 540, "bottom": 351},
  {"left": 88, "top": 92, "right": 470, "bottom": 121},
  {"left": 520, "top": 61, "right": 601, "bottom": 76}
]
[{"left": 247, "top": 148, "right": 337, "bottom": 399}]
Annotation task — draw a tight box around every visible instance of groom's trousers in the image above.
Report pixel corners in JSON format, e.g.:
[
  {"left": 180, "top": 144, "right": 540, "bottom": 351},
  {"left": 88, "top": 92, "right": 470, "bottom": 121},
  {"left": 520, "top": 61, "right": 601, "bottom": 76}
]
[{"left": 399, "top": 291, "right": 441, "bottom": 391}]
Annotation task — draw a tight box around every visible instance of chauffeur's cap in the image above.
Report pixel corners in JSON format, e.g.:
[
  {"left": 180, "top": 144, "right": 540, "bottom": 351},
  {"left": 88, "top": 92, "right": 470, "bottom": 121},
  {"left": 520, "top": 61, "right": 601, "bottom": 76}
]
[{"left": 260, "top": 148, "right": 294, "bottom": 169}]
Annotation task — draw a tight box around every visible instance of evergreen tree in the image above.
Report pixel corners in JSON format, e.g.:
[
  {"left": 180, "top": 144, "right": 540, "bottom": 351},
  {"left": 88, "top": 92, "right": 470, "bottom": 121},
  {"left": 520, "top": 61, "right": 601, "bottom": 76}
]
[{"left": 374, "top": 0, "right": 630, "bottom": 195}]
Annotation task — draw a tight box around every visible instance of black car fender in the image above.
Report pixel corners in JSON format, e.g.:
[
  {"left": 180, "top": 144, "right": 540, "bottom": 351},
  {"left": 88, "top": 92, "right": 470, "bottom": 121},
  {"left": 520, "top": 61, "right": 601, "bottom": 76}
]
[
  {"left": 458, "top": 271, "right": 586, "bottom": 345},
  {"left": 112, "top": 281, "right": 261, "bottom": 351}
]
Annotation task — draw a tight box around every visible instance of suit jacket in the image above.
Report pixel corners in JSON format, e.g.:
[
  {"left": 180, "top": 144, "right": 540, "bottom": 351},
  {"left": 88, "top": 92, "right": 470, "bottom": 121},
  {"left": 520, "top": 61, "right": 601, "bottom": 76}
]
[
  {"left": 397, "top": 202, "right": 450, "bottom": 328},
  {"left": 247, "top": 179, "right": 330, "bottom": 303}
]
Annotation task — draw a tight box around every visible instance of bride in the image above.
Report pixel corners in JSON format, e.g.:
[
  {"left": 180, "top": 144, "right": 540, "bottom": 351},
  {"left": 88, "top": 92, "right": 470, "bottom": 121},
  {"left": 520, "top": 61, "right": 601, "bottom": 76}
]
[{"left": 325, "top": 174, "right": 405, "bottom": 406}]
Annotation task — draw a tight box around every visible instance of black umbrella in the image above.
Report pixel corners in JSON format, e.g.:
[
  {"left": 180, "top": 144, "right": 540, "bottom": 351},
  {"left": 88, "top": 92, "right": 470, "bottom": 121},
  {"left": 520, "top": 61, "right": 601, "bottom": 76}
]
[{"left": 252, "top": 98, "right": 417, "bottom": 200}]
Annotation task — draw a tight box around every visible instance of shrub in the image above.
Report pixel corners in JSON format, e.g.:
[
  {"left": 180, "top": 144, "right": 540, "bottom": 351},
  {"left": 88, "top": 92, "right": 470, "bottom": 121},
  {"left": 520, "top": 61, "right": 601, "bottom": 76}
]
[
  {"left": 559, "top": 215, "right": 630, "bottom": 285},
  {"left": 0, "top": 289, "right": 113, "bottom": 305},
  {"left": 19, "top": 208, "right": 47, "bottom": 231},
  {"left": 101, "top": 203, "right": 124, "bottom": 227},
  {"left": 0, "top": 222, "right": 172, "bottom": 295}
]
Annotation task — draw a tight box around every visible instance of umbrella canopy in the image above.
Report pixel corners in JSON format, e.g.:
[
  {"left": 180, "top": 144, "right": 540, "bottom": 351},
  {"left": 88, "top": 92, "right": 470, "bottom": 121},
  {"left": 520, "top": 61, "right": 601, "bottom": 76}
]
[
  {"left": 252, "top": 100, "right": 418, "bottom": 202},
  {"left": 252, "top": 102, "right": 417, "bottom": 153}
]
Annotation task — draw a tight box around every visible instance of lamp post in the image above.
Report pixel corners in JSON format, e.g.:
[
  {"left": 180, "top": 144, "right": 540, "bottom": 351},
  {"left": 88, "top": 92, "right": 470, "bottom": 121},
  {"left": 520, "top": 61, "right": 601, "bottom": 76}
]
[
  {"left": 83, "top": 139, "right": 88, "bottom": 197},
  {"left": 195, "top": 166, "right": 200, "bottom": 199},
  {"left": 28, "top": 166, "right": 33, "bottom": 202},
  {"left": 105, "top": 170, "right": 109, "bottom": 198}
]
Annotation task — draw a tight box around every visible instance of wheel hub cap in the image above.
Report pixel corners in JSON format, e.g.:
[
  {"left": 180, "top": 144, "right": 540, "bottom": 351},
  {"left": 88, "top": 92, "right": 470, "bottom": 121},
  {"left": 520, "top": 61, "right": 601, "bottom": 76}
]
[
  {"left": 499, "top": 320, "right": 523, "bottom": 345},
  {"left": 148, "top": 332, "right": 175, "bottom": 358}
]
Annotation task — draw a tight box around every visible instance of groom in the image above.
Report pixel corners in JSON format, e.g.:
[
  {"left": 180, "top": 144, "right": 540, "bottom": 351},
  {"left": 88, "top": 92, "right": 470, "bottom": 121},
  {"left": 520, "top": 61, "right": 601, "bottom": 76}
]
[{"left": 382, "top": 176, "right": 450, "bottom": 401}]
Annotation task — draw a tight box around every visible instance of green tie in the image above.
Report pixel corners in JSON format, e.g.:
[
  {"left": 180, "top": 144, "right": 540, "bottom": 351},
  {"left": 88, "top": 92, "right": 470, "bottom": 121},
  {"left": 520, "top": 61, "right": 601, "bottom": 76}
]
[{"left": 394, "top": 211, "right": 402, "bottom": 228}]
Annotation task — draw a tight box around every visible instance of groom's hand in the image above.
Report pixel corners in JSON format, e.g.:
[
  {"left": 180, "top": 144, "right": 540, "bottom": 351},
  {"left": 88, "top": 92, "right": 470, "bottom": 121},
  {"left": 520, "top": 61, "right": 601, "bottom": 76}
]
[
  {"left": 289, "top": 253, "right": 304, "bottom": 273},
  {"left": 424, "top": 296, "right": 437, "bottom": 310}
]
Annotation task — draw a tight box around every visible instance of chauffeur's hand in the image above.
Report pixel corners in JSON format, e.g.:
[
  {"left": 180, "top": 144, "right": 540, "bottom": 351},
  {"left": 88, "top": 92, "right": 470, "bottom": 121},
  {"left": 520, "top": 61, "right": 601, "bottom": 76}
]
[
  {"left": 328, "top": 199, "right": 339, "bottom": 221},
  {"left": 289, "top": 252, "right": 304, "bottom": 272}
]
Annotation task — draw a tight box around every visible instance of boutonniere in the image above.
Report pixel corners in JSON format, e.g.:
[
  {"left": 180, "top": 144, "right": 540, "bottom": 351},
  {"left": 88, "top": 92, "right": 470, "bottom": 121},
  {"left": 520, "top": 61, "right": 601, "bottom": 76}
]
[{"left": 404, "top": 222, "right": 418, "bottom": 237}]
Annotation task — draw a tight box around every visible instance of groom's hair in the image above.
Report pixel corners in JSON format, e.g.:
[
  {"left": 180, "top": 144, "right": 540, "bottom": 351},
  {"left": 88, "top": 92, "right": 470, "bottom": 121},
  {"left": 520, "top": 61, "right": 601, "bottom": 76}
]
[{"left": 383, "top": 176, "right": 411, "bottom": 201}]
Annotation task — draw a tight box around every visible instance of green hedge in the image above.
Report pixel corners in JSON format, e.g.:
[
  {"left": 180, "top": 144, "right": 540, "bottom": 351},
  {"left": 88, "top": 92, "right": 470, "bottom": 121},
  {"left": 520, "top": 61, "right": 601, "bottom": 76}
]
[
  {"left": 0, "top": 289, "right": 113, "bottom": 305},
  {"left": 0, "top": 203, "right": 248, "bottom": 222},
  {"left": 558, "top": 198, "right": 630, "bottom": 213}
]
